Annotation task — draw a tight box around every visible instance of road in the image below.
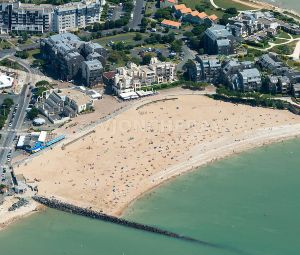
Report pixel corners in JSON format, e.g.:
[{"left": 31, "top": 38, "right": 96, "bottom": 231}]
[
  {"left": 0, "top": 84, "right": 31, "bottom": 167},
  {"left": 176, "top": 44, "right": 197, "bottom": 71},
  {"left": 129, "top": 0, "right": 146, "bottom": 29},
  {"left": 0, "top": 48, "right": 16, "bottom": 61}
]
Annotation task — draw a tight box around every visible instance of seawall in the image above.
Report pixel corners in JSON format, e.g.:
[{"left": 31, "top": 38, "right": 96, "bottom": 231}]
[{"left": 32, "top": 196, "right": 224, "bottom": 249}]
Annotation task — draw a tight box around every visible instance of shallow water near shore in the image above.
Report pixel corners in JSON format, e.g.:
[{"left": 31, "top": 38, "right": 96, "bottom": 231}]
[
  {"left": 1, "top": 138, "right": 300, "bottom": 255},
  {"left": 263, "top": 0, "right": 300, "bottom": 12}
]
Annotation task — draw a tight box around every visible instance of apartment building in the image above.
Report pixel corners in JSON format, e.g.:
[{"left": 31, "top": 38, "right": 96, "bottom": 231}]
[
  {"left": 233, "top": 68, "right": 262, "bottom": 92},
  {"left": 203, "top": 25, "right": 236, "bottom": 55},
  {"left": 81, "top": 59, "right": 103, "bottom": 87},
  {"left": 0, "top": 0, "right": 103, "bottom": 34},
  {"left": 41, "top": 32, "right": 106, "bottom": 85},
  {"left": 113, "top": 57, "right": 176, "bottom": 96},
  {"left": 187, "top": 55, "right": 221, "bottom": 84},
  {"left": 0, "top": 2, "right": 53, "bottom": 33},
  {"left": 52, "top": 0, "right": 102, "bottom": 33}
]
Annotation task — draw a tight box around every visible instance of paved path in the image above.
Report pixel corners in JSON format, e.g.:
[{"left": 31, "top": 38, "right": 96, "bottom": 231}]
[
  {"left": 290, "top": 40, "right": 300, "bottom": 60},
  {"left": 247, "top": 36, "right": 300, "bottom": 52},
  {"left": 210, "top": 0, "right": 219, "bottom": 9}
]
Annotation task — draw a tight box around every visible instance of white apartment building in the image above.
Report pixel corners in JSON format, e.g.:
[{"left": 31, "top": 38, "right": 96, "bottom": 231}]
[
  {"left": 0, "top": 0, "right": 104, "bottom": 34},
  {"left": 113, "top": 58, "right": 177, "bottom": 96},
  {"left": 52, "top": 0, "right": 103, "bottom": 33}
]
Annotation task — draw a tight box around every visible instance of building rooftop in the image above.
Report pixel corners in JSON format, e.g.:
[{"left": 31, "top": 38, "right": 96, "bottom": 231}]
[
  {"left": 217, "top": 39, "right": 230, "bottom": 46},
  {"left": 174, "top": 4, "right": 186, "bottom": 10},
  {"left": 83, "top": 59, "right": 103, "bottom": 71},
  {"left": 208, "top": 14, "right": 218, "bottom": 21},
  {"left": 103, "top": 71, "right": 116, "bottom": 80},
  {"left": 0, "top": 74, "right": 14, "bottom": 89},
  {"left": 161, "top": 19, "right": 181, "bottom": 27},
  {"left": 240, "top": 68, "right": 260, "bottom": 78},
  {"left": 206, "top": 25, "right": 232, "bottom": 40},
  {"left": 293, "top": 83, "right": 300, "bottom": 91},
  {"left": 59, "top": 88, "right": 91, "bottom": 106}
]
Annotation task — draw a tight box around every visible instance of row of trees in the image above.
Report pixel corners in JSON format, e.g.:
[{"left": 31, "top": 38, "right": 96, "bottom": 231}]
[
  {"left": 215, "top": 87, "right": 287, "bottom": 110},
  {"left": 0, "top": 98, "right": 14, "bottom": 129}
]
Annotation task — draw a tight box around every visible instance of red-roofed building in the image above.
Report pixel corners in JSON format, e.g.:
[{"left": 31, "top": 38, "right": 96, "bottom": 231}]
[
  {"left": 208, "top": 14, "right": 218, "bottom": 22},
  {"left": 184, "top": 11, "right": 209, "bottom": 24},
  {"left": 161, "top": 19, "right": 182, "bottom": 29},
  {"left": 103, "top": 71, "right": 116, "bottom": 87}
]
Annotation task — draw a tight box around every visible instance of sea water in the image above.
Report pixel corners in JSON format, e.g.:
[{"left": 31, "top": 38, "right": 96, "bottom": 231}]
[
  {"left": 0, "top": 138, "right": 300, "bottom": 255},
  {"left": 263, "top": 0, "right": 300, "bottom": 12}
]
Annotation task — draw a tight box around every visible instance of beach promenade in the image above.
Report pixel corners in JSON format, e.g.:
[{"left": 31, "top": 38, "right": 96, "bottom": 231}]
[{"left": 13, "top": 93, "right": 300, "bottom": 217}]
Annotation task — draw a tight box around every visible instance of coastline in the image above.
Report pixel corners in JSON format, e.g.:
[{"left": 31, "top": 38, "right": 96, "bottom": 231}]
[
  {"left": 229, "top": 0, "right": 300, "bottom": 19},
  {"left": 13, "top": 94, "right": 300, "bottom": 219},
  {"left": 121, "top": 125, "right": 300, "bottom": 217},
  {"left": 0, "top": 197, "right": 42, "bottom": 231}
]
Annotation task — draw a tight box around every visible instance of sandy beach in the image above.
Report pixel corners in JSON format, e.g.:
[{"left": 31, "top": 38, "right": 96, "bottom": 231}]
[
  {"left": 0, "top": 196, "right": 40, "bottom": 230},
  {"left": 12, "top": 94, "right": 300, "bottom": 217}
]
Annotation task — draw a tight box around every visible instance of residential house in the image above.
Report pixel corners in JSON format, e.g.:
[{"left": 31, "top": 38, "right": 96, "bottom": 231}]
[
  {"left": 161, "top": 19, "right": 181, "bottom": 29},
  {"left": 257, "top": 53, "right": 282, "bottom": 71},
  {"left": 266, "top": 75, "right": 291, "bottom": 94}
]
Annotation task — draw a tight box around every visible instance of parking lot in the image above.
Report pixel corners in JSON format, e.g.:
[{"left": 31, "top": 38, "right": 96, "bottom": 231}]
[{"left": 107, "top": 4, "right": 124, "bottom": 21}]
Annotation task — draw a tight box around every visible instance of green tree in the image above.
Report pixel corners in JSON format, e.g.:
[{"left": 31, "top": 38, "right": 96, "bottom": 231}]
[
  {"left": 35, "top": 80, "right": 50, "bottom": 87},
  {"left": 142, "top": 54, "right": 152, "bottom": 65},
  {"left": 134, "top": 33, "right": 143, "bottom": 41},
  {"left": 170, "top": 40, "right": 183, "bottom": 52},
  {"left": 15, "top": 51, "right": 29, "bottom": 59},
  {"left": 27, "top": 107, "right": 39, "bottom": 120},
  {"left": 225, "top": 7, "right": 238, "bottom": 15},
  {"left": 3, "top": 98, "right": 14, "bottom": 108}
]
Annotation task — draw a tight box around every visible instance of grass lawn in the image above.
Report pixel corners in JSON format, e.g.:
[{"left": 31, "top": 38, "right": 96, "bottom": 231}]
[
  {"left": 214, "top": 0, "right": 253, "bottom": 10},
  {"left": 26, "top": 49, "right": 41, "bottom": 59},
  {"left": 271, "top": 41, "right": 297, "bottom": 55},
  {"left": 277, "top": 30, "right": 292, "bottom": 39},
  {"left": 272, "top": 38, "right": 289, "bottom": 44},
  {"left": 93, "top": 32, "right": 146, "bottom": 47},
  {"left": 0, "top": 59, "right": 27, "bottom": 71},
  {"left": 181, "top": 0, "right": 225, "bottom": 17},
  {"left": 145, "top": 1, "right": 156, "bottom": 16},
  {"left": 0, "top": 39, "right": 12, "bottom": 49},
  {"left": 286, "top": 59, "right": 300, "bottom": 71}
]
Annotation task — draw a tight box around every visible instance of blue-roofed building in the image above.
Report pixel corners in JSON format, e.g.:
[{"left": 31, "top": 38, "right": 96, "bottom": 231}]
[{"left": 203, "top": 25, "right": 236, "bottom": 55}]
